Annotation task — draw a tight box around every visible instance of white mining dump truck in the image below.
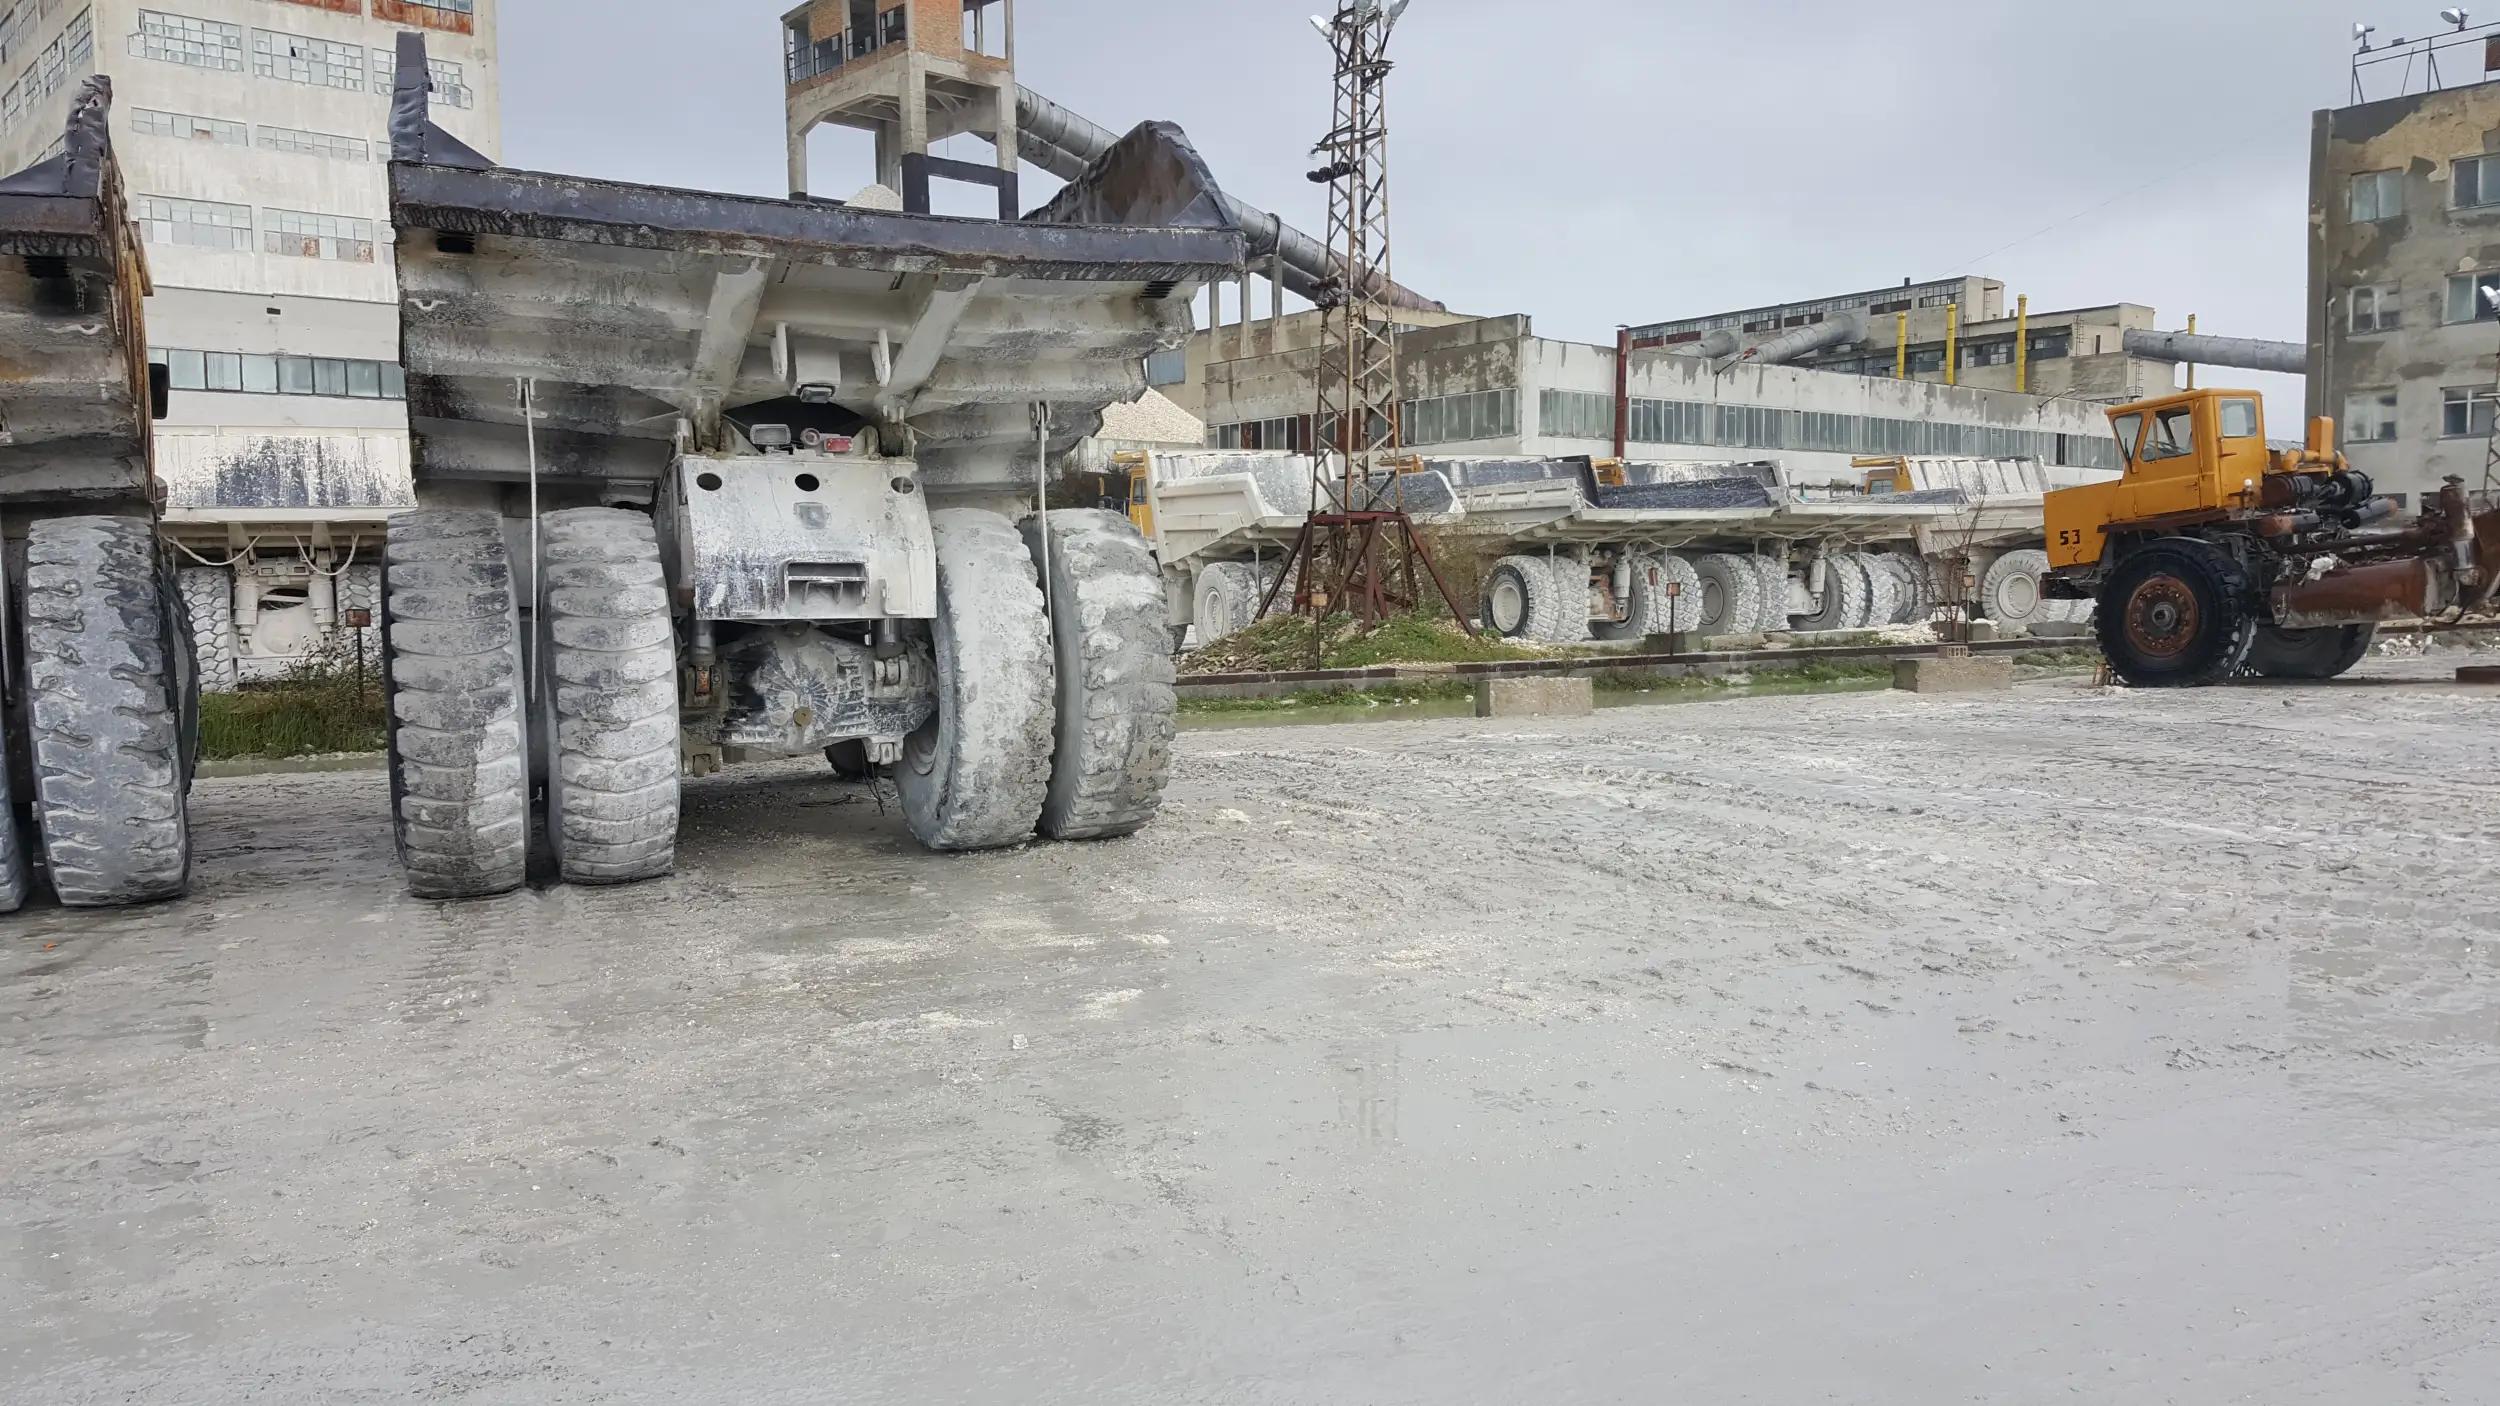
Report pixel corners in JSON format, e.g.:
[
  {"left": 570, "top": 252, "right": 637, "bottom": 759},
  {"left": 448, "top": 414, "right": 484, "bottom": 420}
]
[
  {"left": 1124, "top": 448, "right": 2101, "bottom": 648},
  {"left": 379, "top": 37, "right": 1241, "bottom": 898},
  {"left": 0, "top": 80, "right": 198, "bottom": 912}
]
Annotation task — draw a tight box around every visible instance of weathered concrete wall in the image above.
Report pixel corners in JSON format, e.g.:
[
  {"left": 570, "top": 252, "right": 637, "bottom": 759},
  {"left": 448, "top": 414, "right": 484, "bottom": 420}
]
[{"left": 2308, "top": 80, "right": 2500, "bottom": 501}]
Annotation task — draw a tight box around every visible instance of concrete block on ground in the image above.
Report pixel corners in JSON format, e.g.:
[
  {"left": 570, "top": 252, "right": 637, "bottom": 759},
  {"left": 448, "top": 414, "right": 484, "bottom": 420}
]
[
  {"left": 1963, "top": 619, "right": 2001, "bottom": 643},
  {"left": 1476, "top": 675, "right": 1595, "bottom": 718},
  {"left": 1641, "top": 632, "right": 1705, "bottom": 654},
  {"left": 1893, "top": 654, "right": 2014, "bottom": 695},
  {"left": 2459, "top": 665, "right": 2500, "bottom": 685}
]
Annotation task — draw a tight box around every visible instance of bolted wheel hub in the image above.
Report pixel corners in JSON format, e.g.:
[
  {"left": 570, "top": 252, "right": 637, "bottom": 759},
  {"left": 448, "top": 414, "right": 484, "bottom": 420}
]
[
  {"left": 1488, "top": 576, "right": 1526, "bottom": 634},
  {"left": 2124, "top": 575, "right": 2201, "bottom": 660}
]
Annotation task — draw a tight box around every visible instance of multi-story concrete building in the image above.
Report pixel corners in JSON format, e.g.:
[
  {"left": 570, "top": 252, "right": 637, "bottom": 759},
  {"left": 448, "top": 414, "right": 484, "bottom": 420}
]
[
  {"left": 2308, "top": 70, "right": 2500, "bottom": 505},
  {"left": 1196, "top": 314, "right": 2128, "bottom": 482},
  {"left": 1628, "top": 278, "right": 2171, "bottom": 405},
  {"left": 0, "top": 0, "right": 500, "bottom": 684}
]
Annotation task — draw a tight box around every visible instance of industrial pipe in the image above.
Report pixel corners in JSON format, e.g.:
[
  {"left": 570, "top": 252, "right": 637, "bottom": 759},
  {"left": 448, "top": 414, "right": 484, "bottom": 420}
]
[
  {"left": 1014, "top": 87, "right": 1446, "bottom": 314},
  {"left": 2122, "top": 330, "right": 2305, "bottom": 376},
  {"left": 1737, "top": 312, "right": 1866, "bottom": 368},
  {"left": 1669, "top": 329, "right": 1741, "bottom": 359}
]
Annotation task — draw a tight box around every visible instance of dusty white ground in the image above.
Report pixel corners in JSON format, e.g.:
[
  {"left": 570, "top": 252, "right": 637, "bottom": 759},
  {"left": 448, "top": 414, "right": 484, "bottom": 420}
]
[{"left": 5, "top": 654, "right": 2498, "bottom": 1403}]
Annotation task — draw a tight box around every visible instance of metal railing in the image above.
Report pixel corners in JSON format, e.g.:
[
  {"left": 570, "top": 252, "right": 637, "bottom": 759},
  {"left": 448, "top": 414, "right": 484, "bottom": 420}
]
[{"left": 786, "top": 7, "right": 908, "bottom": 85}]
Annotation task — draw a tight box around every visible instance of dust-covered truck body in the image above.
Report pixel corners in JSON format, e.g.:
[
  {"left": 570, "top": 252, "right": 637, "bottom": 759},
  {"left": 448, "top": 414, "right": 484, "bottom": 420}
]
[
  {"left": 379, "top": 36, "right": 1242, "bottom": 897},
  {"left": 0, "top": 78, "right": 199, "bottom": 913}
]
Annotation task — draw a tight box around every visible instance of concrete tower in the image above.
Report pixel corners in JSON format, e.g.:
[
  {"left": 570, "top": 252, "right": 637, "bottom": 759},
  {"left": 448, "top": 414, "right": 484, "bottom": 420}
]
[{"left": 783, "top": 0, "right": 1019, "bottom": 216}]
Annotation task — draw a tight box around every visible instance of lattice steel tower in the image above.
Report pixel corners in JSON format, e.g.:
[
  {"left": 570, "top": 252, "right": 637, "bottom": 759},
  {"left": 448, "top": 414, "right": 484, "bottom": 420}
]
[{"left": 1268, "top": 0, "right": 1470, "bottom": 632}]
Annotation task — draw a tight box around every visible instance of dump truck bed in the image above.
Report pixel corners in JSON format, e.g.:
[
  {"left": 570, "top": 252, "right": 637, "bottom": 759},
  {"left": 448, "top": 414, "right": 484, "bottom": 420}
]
[
  {"left": 382, "top": 37, "right": 1243, "bottom": 496},
  {"left": 0, "top": 78, "right": 153, "bottom": 508}
]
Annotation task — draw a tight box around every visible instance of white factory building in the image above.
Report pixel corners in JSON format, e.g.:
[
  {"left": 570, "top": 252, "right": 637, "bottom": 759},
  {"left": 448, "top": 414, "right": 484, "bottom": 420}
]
[{"left": 0, "top": 0, "right": 500, "bottom": 684}]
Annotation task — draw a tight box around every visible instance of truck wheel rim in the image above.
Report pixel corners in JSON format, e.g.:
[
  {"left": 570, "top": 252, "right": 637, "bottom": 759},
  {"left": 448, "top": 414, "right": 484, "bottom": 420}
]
[
  {"left": 1489, "top": 575, "right": 1525, "bottom": 634},
  {"left": 2003, "top": 575, "right": 2039, "bottom": 617},
  {"left": 2125, "top": 577, "right": 2200, "bottom": 660}
]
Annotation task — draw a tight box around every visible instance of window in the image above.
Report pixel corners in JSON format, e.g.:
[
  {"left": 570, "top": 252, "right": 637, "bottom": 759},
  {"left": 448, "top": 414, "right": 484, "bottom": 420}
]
[
  {"left": 2349, "top": 168, "right": 2402, "bottom": 222},
  {"left": 2349, "top": 284, "right": 2402, "bottom": 333},
  {"left": 254, "top": 28, "right": 365, "bottom": 90},
  {"left": 2218, "top": 398, "right": 2260, "bottom": 440},
  {"left": 131, "top": 10, "right": 241, "bottom": 70},
  {"left": 1905, "top": 345, "right": 1944, "bottom": 374},
  {"left": 2344, "top": 389, "right": 2398, "bottom": 443},
  {"left": 2142, "top": 406, "right": 2197, "bottom": 461},
  {"left": 2027, "top": 329, "right": 2072, "bottom": 361},
  {"left": 1143, "top": 347, "right": 1185, "bottom": 386},
  {"left": 2446, "top": 272, "right": 2500, "bottom": 323},
  {"left": 257, "top": 124, "right": 368, "bottom": 161},
  {"left": 1536, "top": 389, "right": 1615, "bottom": 441},
  {"left": 1964, "top": 339, "right": 2015, "bottom": 368},
  {"left": 2457, "top": 153, "right": 2500, "bottom": 209},
  {"left": 133, "top": 195, "right": 251, "bottom": 250},
  {"left": 28, "top": 8, "right": 93, "bottom": 101},
  {"left": 130, "top": 108, "right": 244, "bottom": 146},
  {"left": 264, "top": 208, "right": 376, "bottom": 262},
  {"left": 150, "top": 347, "right": 408, "bottom": 400},
  {"left": 425, "top": 55, "right": 474, "bottom": 108},
  {"left": 2442, "top": 385, "right": 2498, "bottom": 437}
]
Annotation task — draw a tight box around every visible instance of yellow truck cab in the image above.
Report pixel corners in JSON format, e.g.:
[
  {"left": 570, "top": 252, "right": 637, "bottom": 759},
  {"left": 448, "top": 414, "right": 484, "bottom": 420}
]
[{"left": 2043, "top": 388, "right": 2274, "bottom": 571}]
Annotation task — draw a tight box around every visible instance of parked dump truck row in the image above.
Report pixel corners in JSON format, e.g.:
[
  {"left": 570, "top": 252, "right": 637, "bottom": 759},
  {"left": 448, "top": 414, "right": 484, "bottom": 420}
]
[
  {"left": 1124, "top": 448, "right": 2113, "bottom": 647},
  {"left": 0, "top": 47, "right": 1249, "bottom": 912}
]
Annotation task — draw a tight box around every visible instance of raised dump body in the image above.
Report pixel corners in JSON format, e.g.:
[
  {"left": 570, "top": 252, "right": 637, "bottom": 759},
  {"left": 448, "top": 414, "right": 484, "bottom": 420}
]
[
  {"left": 377, "top": 35, "right": 1244, "bottom": 897},
  {"left": 0, "top": 78, "right": 201, "bottom": 913}
]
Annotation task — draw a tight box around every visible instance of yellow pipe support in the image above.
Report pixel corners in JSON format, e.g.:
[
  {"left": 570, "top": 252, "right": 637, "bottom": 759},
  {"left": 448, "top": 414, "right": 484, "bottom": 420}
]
[
  {"left": 2015, "top": 294, "right": 2030, "bottom": 394},
  {"left": 1894, "top": 312, "right": 1908, "bottom": 379},
  {"left": 1945, "top": 303, "right": 1959, "bottom": 387}
]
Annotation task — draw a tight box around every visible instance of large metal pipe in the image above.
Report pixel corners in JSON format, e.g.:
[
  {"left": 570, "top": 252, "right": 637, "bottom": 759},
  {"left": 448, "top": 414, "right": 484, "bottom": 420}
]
[
  {"left": 1738, "top": 312, "right": 1866, "bottom": 368},
  {"left": 2122, "top": 329, "right": 2305, "bottom": 376},
  {"left": 1014, "top": 86, "right": 1445, "bottom": 314},
  {"left": 1669, "top": 329, "right": 1741, "bottom": 359}
]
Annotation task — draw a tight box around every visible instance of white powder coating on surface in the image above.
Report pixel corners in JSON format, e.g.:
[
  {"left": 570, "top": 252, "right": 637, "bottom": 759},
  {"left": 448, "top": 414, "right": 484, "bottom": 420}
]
[{"left": 848, "top": 183, "right": 904, "bottom": 211}]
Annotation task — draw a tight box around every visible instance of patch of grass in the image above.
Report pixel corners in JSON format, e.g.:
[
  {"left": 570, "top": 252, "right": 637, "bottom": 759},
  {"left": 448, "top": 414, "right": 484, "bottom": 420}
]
[
  {"left": 1182, "top": 611, "right": 1546, "bottom": 675},
  {"left": 199, "top": 640, "right": 387, "bottom": 760}
]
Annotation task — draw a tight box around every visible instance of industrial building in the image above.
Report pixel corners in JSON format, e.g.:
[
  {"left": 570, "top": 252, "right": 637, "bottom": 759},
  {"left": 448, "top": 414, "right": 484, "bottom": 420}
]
[
  {"left": 1191, "top": 313, "right": 2128, "bottom": 482},
  {"left": 1628, "top": 279, "right": 2174, "bottom": 405},
  {"left": 0, "top": 0, "right": 500, "bottom": 683},
  {"left": 2308, "top": 57, "right": 2500, "bottom": 504}
]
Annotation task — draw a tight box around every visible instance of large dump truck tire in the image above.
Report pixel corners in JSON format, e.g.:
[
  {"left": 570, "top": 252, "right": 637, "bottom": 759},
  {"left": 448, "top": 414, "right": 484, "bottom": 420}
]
[
  {"left": 1793, "top": 554, "right": 1870, "bottom": 632},
  {"left": 1024, "top": 510, "right": 1177, "bottom": 841},
  {"left": 1981, "top": 548, "right": 2055, "bottom": 627},
  {"left": 538, "top": 509, "right": 680, "bottom": 885},
  {"left": 2094, "top": 539, "right": 2253, "bottom": 688},
  {"left": 1752, "top": 557, "right": 1790, "bottom": 632},
  {"left": 900, "top": 509, "right": 1055, "bottom": 852},
  {"left": 1191, "top": 561, "right": 1261, "bottom": 645},
  {"left": 178, "top": 566, "right": 240, "bottom": 693},
  {"left": 2247, "top": 623, "right": 2376, "bottom": 681},
  {"left": 1543, "top": 555, "right": 1592, "bottom": 643},
  {"left": 22, "top": 517, "right": 190, "bottom": 906},
  {"left": 1595, "top": 551, "right": 1704, "bottom": 641},
  {"left": 1843, "top": 553, "right": 1900, "bottom": 629},
  {"left": 1687, "top": 553, "right": 1763, "bottom": 638},
  {"left": 1481, "top": 555, "right": 1570, "bottom": 641},
  {"left": 382, "top": 510, "right": 529, "bottom": 899},
  {"left": 1877, "top": 555, "right": 1922, "bottom": 624}
]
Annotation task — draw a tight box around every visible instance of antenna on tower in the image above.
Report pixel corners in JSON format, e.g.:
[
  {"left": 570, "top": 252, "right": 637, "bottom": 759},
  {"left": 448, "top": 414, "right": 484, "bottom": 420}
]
[{"left": 1255, "top": 1, "right": 1473, "bottom": 643}]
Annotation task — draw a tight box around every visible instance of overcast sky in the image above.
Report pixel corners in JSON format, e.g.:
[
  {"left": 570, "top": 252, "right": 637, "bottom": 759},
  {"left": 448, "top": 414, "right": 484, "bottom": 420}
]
[{"left": 501, "top": 0, "right": 2425, "bottom": 423}]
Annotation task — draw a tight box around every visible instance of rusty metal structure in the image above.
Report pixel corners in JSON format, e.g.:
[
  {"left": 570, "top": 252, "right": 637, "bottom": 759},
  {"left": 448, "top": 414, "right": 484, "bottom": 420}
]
[{"left": 1259, "top": 1, "right": 1470, "bottom": 635}]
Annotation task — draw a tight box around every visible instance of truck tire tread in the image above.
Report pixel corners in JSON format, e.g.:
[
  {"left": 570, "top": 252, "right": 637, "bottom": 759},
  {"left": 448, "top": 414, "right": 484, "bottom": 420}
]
[
  {"left": 384, "top": 509, "right": 528, "bottom": 899},
  {"left": 1026, "top": 510, "right": 1177, "bottom": 840}
]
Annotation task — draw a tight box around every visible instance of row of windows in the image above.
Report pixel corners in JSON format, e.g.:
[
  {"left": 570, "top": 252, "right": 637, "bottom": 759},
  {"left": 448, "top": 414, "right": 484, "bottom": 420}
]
[
  {"left": 152, "top": 347, "right": 408, "bottom": 400},
  {"left": 0, "top": 7, "right": 90, "bottom": 130},
  {"left": 2348, "top": 153, "right": 2500, "bottom": 222},
  {"left": 1631, "top": 280, "right": 1975, "bottom": 341},
  {"left": 2342, "top": 384, "right": 2500, "bottom": 442},
  {"left": 1812, "top": 330, "right": 2074, "bottom": 377},
  {"left": 130, "top": 106, "right": 372, "bottom": 164},
  {"left": 2344, "top": 273, "right": 2500, "bottom": 333},
  {"left": 1540, "top": 387, "right": 2119, "bottom": 469},
  {"left": 133, "top": 195, "right": 381, "bottom": 262},
  {"left": 128, "top": 10, "right": 474, "bottom": 107}
]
